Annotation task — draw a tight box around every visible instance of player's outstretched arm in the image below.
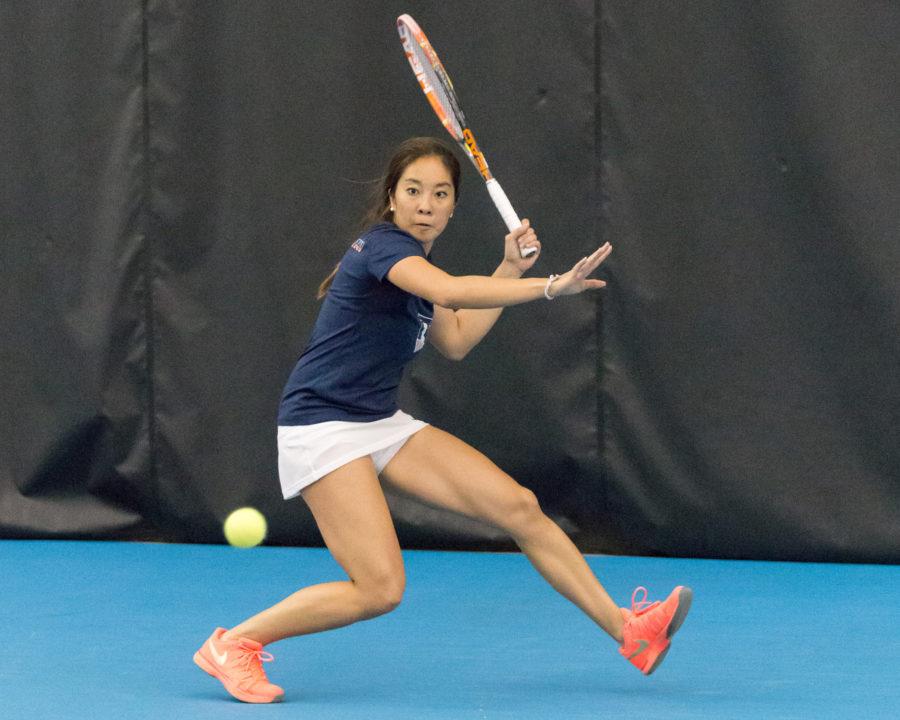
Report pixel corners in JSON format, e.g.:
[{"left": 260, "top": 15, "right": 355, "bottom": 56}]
[{"left": 388, "top": 241, "right": 612, "bottom": 310}]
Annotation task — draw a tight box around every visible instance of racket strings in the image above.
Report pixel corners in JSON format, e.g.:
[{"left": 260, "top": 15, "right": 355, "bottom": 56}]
[{"left": 408, "top": 43, "right": 465, "bottom": 140}]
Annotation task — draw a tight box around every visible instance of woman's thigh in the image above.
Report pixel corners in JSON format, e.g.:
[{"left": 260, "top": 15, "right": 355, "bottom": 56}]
[
  {"left": 380, "top": 426, "right": 540, "bottom": 532},
  {"left": 301, "top": 456, "right": 404, "bottom": 588}
]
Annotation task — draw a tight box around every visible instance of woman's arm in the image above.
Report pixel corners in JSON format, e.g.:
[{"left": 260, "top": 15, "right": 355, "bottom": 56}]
[
  {"left": 387, "top": 256, "right": 547, "bottom": 309},
  {"left": 390, "top": 224, "right": 613, "bottom": 358},
  {"left": 388, "top": 238, "right": 612, "bottom": 310}
]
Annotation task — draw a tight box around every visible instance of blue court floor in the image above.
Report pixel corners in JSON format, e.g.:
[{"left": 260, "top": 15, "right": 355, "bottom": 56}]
[{"left": 3, "top": 540, "right": 897, "bottom": 719}]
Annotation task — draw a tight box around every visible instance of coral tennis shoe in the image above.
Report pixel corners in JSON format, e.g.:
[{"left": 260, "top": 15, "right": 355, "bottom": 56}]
[
  {"left": 194, "top": 627, "right": 284, "bottom": 703},
  {"left": 619, "top": 586, "right": 693, "bottom": 675}
]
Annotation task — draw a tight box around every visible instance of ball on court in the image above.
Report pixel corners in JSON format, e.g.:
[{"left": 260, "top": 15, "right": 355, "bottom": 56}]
[{"left": 223, "top": 507, "right": 267, "bottom": 548}]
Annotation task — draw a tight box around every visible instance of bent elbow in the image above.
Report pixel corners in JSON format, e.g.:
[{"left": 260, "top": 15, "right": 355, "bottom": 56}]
[
  {"left": 433, "top": 340, "right": 469, "bottom": 362},
  {"left": 447, "top": 346, "right": 470, "bottom": 362}
]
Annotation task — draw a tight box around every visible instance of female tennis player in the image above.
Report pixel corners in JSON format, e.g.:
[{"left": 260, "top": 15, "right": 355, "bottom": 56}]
[{"left": 194, "top": 137, "right": 692, "bottom": 703}]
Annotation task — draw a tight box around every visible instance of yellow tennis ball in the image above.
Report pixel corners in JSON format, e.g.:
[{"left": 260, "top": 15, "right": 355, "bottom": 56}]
[{"left": 223, "top": 507, "right": 267, "bottom": 548}]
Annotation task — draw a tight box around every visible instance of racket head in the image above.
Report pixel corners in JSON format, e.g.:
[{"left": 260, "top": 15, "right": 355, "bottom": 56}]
[{"left": 396, "top": 14, "right": 491, "bottom": 180}]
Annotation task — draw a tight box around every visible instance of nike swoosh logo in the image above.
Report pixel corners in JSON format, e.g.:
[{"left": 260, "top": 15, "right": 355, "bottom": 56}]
[
  {"left": 627, "top": 640, "right": 649, "bottom": 659},
  {"left": 209, "top": 640, "right": 228, "bottom": 665}
]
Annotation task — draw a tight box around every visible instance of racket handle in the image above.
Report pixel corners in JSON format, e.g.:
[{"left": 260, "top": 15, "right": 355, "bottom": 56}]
[{"left": 486, "top": 178, "right": 536, "bottom": 258}]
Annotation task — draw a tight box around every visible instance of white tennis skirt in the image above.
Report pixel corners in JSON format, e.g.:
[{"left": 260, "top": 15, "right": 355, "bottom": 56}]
[{"left": 277, "top": 410, "right": 428, "bottom": 499}]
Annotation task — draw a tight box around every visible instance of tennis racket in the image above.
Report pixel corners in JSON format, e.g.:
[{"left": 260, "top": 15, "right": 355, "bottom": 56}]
[{"left": 396, "top": 13, "right": 536, "bottom": 258}]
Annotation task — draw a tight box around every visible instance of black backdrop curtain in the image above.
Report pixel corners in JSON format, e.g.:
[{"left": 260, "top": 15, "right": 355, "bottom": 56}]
[{"left": 2, "top": 1, "right": 898, "bottom": 562}]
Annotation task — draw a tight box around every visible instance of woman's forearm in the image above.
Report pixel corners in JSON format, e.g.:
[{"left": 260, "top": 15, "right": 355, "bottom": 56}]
[{"left": 441, "top": 271, "right": 549, "bottom": 310}]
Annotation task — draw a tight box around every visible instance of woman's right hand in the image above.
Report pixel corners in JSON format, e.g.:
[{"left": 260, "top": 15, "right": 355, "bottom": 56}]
[{"left": 547, "top": 243, "right": 613, "bottom": 298}]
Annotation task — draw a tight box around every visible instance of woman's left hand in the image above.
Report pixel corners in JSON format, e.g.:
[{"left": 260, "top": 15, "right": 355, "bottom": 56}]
[
  {"left": 502, "top": 219, "right": 541, "bottom": 273},
  {"left": 546, "top": 242, "right": 613, "bottom": 298}
]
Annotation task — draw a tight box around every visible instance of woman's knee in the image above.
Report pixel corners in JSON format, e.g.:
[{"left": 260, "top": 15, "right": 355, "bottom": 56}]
[
  {"left": 502, "top": 485, "right": 546, "bottom": 537},
  {"left": 355, "top": 570, "right": 406, "bottom": 618}
]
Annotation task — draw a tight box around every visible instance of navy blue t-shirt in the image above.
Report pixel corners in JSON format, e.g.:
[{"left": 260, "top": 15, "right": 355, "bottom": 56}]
[{"left": 278, "top": 223, "right": 434, "bottom": 425}]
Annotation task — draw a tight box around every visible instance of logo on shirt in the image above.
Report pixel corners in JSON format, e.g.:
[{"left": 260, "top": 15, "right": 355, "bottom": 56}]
[
  {"left": 415, "top": 312, "right": 433, "bottom": 353},
  {"left": 351, "top": 237, "right": 366, "bottom": 252}
]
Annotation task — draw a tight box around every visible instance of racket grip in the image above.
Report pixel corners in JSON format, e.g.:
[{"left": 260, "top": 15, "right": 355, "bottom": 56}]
[{"left": 486, "top": 178, "right": 536, "bottom": 258}]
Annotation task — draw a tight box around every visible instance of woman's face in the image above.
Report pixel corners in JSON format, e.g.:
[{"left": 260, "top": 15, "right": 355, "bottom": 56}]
[{"left": 389, "top": 155, "right": 455, "bottom": 251}]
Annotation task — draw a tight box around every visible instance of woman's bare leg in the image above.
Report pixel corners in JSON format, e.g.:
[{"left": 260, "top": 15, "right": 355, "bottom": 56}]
[
  {"left": 381, "top": 426, "right": 625, "bottom": 643},
  {"left": 225, "top": 456, "right": 405, "bottom": 645}
]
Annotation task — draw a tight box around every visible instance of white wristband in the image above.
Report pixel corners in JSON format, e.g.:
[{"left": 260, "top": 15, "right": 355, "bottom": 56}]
[{"left": 544, "top": 274, "right": 559, "bottom": 300}]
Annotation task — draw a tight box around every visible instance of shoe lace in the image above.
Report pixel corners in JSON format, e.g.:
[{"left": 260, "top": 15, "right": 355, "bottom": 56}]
[
  {"left": 236, "top": 642, "right": 275, "bottom": 683},
  {"left": 630, "top": 586, "right": 660, "bottom": 616}
]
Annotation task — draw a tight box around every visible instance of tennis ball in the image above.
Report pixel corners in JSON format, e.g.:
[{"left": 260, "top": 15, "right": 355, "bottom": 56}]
[{"left": 223, "top": 507, "right": 267, "bottom": 548}]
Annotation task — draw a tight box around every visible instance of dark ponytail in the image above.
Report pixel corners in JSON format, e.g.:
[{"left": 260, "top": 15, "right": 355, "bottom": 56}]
[{"left": 316, "top": 137, "right": 461, "bottom": 299}]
